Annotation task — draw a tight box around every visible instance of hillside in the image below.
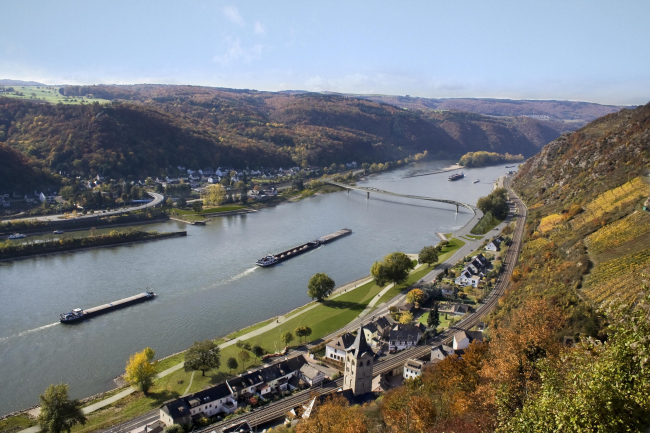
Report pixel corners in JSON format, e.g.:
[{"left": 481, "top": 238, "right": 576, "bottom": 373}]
[
  {"left": 0, "top": 143, "right": 59, "bottom": 192},
  {"left": 498, "top": 102, "right": 650, "bottom": 335},
  {"left": 356, "top": 94, "right": 625, "bottom": 127},
  {"left": 0, "top": 85, "right": 558, "bottom": 179}
]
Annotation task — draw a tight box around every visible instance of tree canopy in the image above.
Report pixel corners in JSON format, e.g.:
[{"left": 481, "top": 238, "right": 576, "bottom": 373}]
[
  {"left": 184, "top": 339, "right": 221, "bottom": 376},
  {"left": 418, "top": 245, "right": 439, "bottom": 267},
  {"left": 406, "top": 289, "right": 424, "bottom": 306},
  {"left": 37, "top": 384, "right": 87, "bottom": 433},
  {"left": 371, "top": 252, "right": 415, "bottom": 286},
  {"left": 201, "top": 184, "right": 226, "bottom": 206},
  {"left": 308, "top": 273, "right": 336, "bottom": 301},
  {"left": 477, "top": 188, "right": 509, "bottom": 220},
  {"left": 124, "top": 347, "right": 157, "bottom": 394}
]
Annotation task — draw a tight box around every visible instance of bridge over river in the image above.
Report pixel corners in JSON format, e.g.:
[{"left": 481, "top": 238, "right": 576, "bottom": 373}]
[{"left": 323, "top": 179, "right": 477, "bottom": 215}]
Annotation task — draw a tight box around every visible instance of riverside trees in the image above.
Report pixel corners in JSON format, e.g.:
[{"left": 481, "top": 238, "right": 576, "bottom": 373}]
[
  {"left": 308, "top": 273, "right": 336, "bottom": 301},
  {"left": 124, "top": 347, "right": 157, "bottom": 394},
  {"left": 371, "top": 252, "right": 415, "bottom": 287},
  {"left": 418, "top": 245, "right": 439, "bottom": 267},
  {"left": 184, "top": 339, "right": 221, "bottom": 376},
  {"left": 37, "top": 384, "right": 87, "bottom": 433}
]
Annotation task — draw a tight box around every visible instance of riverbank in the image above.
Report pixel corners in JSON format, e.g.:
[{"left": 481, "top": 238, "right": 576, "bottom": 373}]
[{"left": 0, "top": 230, "right": 186, "bottom": 261}]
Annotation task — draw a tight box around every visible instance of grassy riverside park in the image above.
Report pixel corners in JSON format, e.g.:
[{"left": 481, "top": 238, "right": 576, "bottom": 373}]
[{"left": 3, "top": 239, "right": 464, "bottom": 433}]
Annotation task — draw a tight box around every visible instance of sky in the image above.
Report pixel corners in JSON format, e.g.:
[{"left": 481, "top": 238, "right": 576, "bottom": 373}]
[{"left": 1, "top": 0, "right": 649, "bottom": 105}]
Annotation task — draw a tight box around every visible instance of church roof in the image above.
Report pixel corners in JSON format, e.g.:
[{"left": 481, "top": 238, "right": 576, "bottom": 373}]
[{"left": 347, "top": 326, "right": 373, "bottom": 358}]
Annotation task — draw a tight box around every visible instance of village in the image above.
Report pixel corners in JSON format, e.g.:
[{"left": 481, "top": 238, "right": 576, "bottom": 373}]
[{"left": 154, "top": 234, "right": 508, "bottom": 432}]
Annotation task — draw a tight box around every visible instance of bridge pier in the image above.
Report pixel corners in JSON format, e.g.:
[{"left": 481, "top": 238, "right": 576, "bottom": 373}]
[
  {"left": 367, "top": 192, "right": 370, "bottom": 199},
  {"left": 456, "top": 204, "right": 459, "bottom": 213}
]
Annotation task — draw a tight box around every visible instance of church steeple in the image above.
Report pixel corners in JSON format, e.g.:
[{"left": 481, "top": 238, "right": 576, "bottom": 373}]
[{"left": 343, "top": 326, "right": 374, "bottom": 395}]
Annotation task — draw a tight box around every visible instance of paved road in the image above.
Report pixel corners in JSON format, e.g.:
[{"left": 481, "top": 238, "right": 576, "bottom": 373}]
[{"left": 7, "top": 192, "right": 165, "bottom": 223}]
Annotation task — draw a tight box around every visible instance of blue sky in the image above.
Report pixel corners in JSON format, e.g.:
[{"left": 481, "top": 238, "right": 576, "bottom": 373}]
[{"left": 1, "top": 0, "right": 648, "bottom": 105}]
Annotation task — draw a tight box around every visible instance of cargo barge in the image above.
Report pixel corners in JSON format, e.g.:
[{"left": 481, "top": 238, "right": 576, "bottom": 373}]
[
  {"left": 256, "top": 228, "right": 352, "bottom": 267},
  {"left": 60, "top": 291, "right": 155, "bottom": 323},
  {"left": 448, "top": 172, "right": 465, "bottom": 181}
]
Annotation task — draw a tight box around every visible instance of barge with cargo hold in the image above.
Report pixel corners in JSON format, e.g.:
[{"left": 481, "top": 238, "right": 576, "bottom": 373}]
[
  {"left": 59, "top": 291, "right": 156, "bottom": 323},
  {"left": 256, "top": 229, "right": 352, "bottom": 267}
]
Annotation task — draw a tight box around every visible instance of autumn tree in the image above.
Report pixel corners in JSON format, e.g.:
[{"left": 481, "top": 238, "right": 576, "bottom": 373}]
[
  {"left": 184, "top": 339, "right": 221, "bottom": 376},
  {"left": 37, "top": 384, "right": 87, "bottom": 433},
  {"left": 371, "top": 252, "right": 415, "bottom": 286},
  {"left": 399, "top": 311, "right": 414, "bottom": 324},
  {"left": 124, "top": 347, "right": 157, "bottom": 394},
  {"left": 418, "top": 245, "right": 439, "bottom": 267},
  {"left": 308, "top": 273, "right": 336, "bottom": 301},
  {"left": 295, "top": 394, "right": 369, "bottom": 433},
  {"left": 281, "top": 331, "right": 294, "bottom": 347},
  {"left": 381, "top": 385, "right": 437, "bottom": 433},
  {"left": 406, "top": 289, "right": 424, "bottom": 307},
  {"left": 201, "top": 184, "right": 226, "bottom": 206}
]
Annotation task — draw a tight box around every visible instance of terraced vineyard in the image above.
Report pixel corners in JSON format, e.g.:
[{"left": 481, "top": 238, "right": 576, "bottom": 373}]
[
  {"left": 583, "top": 248, "right": 650, "bottom": 305},
  {"left": 586, "top": 211, "right": 650, "bottom": 256},
  {"left": 572, "top": 177, "right": 650, "bottom": 230}
]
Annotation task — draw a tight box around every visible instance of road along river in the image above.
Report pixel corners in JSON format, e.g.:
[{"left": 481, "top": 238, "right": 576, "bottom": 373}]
[{"left": 0, "top": 160, "right": 515, "bottom": 415}]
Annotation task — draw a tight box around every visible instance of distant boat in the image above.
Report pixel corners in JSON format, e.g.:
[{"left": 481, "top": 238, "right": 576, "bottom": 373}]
[
  {"left": 8, "top": 233, "right": 26, "bottom": 239},
  {"left": 473, "top": 179, "right": 479, "bottom": 183},
  {"left": 505, "top": 165, "right": 515, "bottom": 168},
  {"left": 448, "top": 172, "right": 465, "bottom": 181},
  {"left": 53, "top": 230, "right": 64, "bottom": 235}
]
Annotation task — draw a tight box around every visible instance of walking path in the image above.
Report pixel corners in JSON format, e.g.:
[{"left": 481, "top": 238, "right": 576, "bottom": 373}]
[{"left": 183, "top": 372, "right": 195, "bottom": 396}]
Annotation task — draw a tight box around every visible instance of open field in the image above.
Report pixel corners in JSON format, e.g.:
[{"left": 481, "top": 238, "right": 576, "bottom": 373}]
[{"left": 0, "top": 86, "right": 111, "bottom": 105}]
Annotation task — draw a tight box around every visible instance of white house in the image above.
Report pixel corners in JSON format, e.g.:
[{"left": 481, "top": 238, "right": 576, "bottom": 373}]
[
  {"left": 486, "top": 236, "right": 504, "bottom": 252},
  {"left": 325, "top": 332, "right": 355, "bottom": 362},
  {"left": 455, "top": 269, "right": 473, "bottom": 286},
  {"left": 159, "top": 382, "right": 237, "bottom": 426},
  {"left": 389, "top": 324, "right": 424, "bottom": 352},
  {"left": 431, "top": 344, "right": 454, "bottom": 363},
  {"left": 299, "top": 364, "right": 325, "bottom": 386},
  {"left": 403, "top": 359, "right": 427, "bottom": 380},
  {"left": 452, "top": 330, "right": 484, "bottom": 351}
]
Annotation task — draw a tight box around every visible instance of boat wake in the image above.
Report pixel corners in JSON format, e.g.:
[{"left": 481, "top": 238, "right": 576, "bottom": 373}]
[
  {"left": 225, "top": 266, "right": 257, "bottom": 283},
  {"left": 0, "top": 322, "right": 59, "bottom": 342}
]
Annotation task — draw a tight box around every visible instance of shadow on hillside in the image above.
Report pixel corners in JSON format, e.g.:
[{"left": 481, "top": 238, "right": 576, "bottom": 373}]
[{"left": 321, "top": 300, "right": 364, "bottom": 311}]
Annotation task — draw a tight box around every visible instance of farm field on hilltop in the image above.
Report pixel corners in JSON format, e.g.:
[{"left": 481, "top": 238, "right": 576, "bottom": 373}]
[{"left": 0, "top": 86, "right": 111, "bottom": 104}]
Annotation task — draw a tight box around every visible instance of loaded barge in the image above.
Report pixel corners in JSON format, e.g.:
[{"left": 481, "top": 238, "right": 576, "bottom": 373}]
[
  {"left": 60, "top": 291, "right": 155, "bottom": 323},
  {"left": 256, "top": 229, "right": 352, "bottom": 267},
  {"left": 448, "top": 172, "right": 465, "bottom": 181}
]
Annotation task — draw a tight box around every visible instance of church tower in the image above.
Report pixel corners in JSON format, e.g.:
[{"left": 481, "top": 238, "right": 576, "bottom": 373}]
[{"left": 343, "top": 326, "right": 374, "bottom": 395}]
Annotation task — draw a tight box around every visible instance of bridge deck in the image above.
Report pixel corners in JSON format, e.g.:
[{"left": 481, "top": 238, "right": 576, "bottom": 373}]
[{"left": 323, "top": 180, "right": 476, "bottom": 213}]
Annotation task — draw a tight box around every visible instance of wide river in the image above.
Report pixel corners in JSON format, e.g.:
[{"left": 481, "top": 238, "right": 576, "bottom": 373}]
[{"left": 0, "top": 161, "right": 514, "bottom": 415}]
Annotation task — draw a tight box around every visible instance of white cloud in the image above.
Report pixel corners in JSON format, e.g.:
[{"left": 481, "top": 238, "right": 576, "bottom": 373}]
[
  {"left": 254, "top": 21, "right": 266, "bottom": 35},
  {"left": 213, "top": 37, "right": 263, "bottom": 65},
  {"left": 223, "top": 6, "right": 244, "bottom": 26}
]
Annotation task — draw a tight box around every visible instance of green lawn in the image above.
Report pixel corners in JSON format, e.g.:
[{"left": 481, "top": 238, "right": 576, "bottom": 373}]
[
  {"left": 242, "top": 278, "right": 385, "bottom": 353},
  {"left": 470, "top": 213, "right": 503, "bottom": 235},
  {"left": 200, "top": 205, "right": 245, "bottom": 214},
  {"left": 0, "top": 86, "right": 111, "bottom": 105},
  {"left": 437, "top": 237, "right": 466, "bottom": 262},
  {"left": 465, "top": 234, "right": 484, "bottom": 240},
  {"left": 0, "top": 414, "right": 37, "bottom": 433},
  {"left": 418, "top": 312, "right": 452, "bottom": 330}
]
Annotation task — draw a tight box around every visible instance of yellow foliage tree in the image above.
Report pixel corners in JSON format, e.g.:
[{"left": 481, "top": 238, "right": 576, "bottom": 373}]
[
  {"left": 295, "top": 394, "right": 368, "bottom": 433},
  {"left": 125, "top": 347, "right": 157, "bottom": 395},
  {"left": 399, "top": 311, "right": 414, "bottom": 324},
  {"left": 406, "top": 289, "right": 424, "bottom": 307},
  {"left": 201, "top": 184, "right": 226, "bottom": 206}
]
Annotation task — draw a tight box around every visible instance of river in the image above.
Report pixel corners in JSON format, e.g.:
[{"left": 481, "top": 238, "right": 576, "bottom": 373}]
[{"left": 0, "top": 161, "right": 515, "bottom": 415}]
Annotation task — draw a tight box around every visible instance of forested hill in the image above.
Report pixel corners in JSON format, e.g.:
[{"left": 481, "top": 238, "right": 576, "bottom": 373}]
[
  {"left": 0, "top": 85, "right": 562, "bottom": 181},
  {"left": 356, "top": 94, "right": 626, "bottom": 132},
  {"left": 498, "top": 102, "right": 650, "bottom": 336}
]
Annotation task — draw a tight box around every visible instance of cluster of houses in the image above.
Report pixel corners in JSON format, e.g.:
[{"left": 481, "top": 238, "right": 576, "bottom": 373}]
[
  {"left": 159, "top": 323, "right": 484, "bottom": 432},
  {"left": 160, "top": 356, "right": 326, "bottom": 426},
  {"left": 0, "top": 190, "right": 58, "bottom": 208},
  {"left": 454, "top": 252, "right": 494, "bottom": 288}
]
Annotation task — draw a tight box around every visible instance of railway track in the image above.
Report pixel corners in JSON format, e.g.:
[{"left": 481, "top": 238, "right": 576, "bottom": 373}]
[{"left": 205, "top": 179, "right": 528, "bottom": 432}]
